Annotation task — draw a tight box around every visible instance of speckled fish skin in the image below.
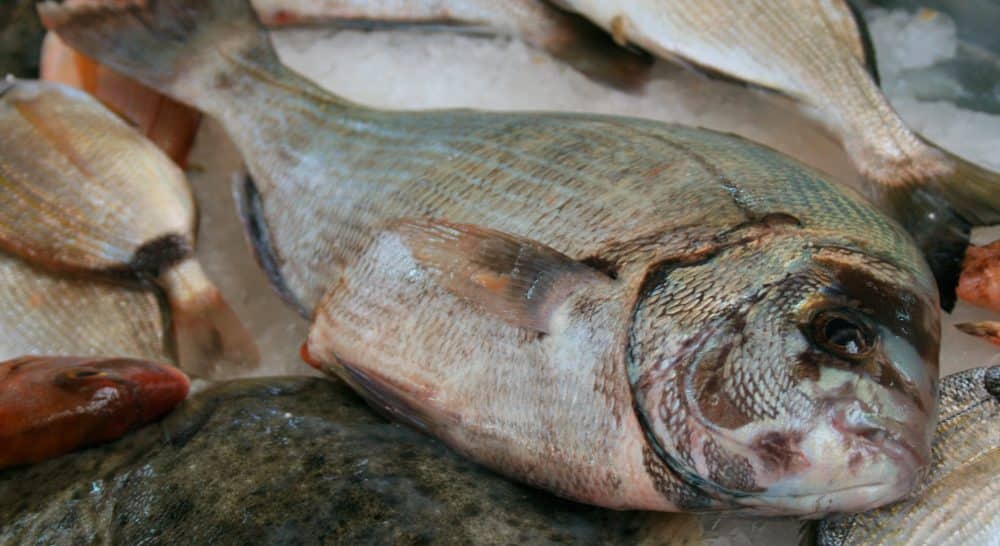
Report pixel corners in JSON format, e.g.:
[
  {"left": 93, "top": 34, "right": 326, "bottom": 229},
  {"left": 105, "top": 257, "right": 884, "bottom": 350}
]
[
  {"left": 0, "top": 250, "right": 168, "bottom": 362},
  {"left": 252, "top": 0, "right": 651, "bottom": 90},
  {"left": 43, "top": 0, "right": 940, "bottom": 516},
  {"left": 0, "top": 355, "right": 189, "bottom": 469},
  {"left": 553, "top": 0, "right": 1000, "bottom": 308},
  {"left": 815, "top": 366, "right": 1000, "bottom": 545},
  {"left": 0, "top": 78, "right": 258, "bottom": 377}
]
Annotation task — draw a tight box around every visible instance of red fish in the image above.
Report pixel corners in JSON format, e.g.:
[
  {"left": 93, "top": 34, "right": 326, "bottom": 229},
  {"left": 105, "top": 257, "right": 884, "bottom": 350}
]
[
  {"left": 0, "top": 356, "right": 189, "bottom": 469},
  {"left": 957, "top": 240, "right": 1000, "bottom": 313}
]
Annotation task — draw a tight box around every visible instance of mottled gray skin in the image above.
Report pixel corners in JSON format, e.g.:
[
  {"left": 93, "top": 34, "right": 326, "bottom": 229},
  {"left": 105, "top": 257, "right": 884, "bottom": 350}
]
[{"left": 0, "top": 377, "right": 654, "bottom": 545}]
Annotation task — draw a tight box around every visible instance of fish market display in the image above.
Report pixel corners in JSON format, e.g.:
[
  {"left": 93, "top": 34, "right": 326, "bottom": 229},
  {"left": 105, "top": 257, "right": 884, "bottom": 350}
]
[
  {"left": 814, "top": 365, "right": 1000, "bottom": 545},
  {"left": 0, "top": 79, "right": 258, "bottom": 377},
  {"left": 0, "top": 356, "right": 189, "bottom": 469},
  {"left": 553, "top": 0, "right": 1000, "bottom": 306},
  {"left": 44, "top": 0, "right": 941, "bottom": 516},
  {"left": 0, "top": 250, "right": 167, "bottom": 362},
  {"left": 0, "top": 377, "right": 697, "bottom": 545}
]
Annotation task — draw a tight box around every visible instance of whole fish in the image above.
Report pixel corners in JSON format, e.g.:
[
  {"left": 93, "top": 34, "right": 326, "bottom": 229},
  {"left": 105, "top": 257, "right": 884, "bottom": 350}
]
[
  {"left": 0, "top": 78, "right": 258, "bottom": 378},
  {"left": 552, "top": 0, "right": 1000, "bottom": 307},
  {"left": 254, "top": 0, "right": 652, "bottom": 91},
  {"left": 45, "top": 0, "right": 940, "bottom": 516},
  {"left": 812, "top": 366, "right": 1000, "bottom": 545},
  {"left": 0, "top": 355, "right": 189, "bottom": 469},
  {"left": 0, "top": 250, "right": 167, "bottom": 361}
]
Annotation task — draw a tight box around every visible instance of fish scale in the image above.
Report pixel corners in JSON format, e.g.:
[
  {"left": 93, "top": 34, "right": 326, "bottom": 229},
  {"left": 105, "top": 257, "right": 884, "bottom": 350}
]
[{"left": 0, "top": 251, "right": 167, "bottom": 362}]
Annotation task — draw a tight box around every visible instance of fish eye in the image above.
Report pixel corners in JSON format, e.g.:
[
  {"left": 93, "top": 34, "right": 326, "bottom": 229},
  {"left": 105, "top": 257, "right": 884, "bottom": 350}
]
[
  {"left": 64, "top": 368, "right": 106, "bottom": 380},
  {"left": 810, "top": 309, "right": 876, "bottom": 360}
]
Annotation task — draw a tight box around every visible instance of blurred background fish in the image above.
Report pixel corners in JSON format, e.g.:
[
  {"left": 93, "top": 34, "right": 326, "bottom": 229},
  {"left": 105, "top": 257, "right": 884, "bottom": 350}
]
[
  {"left": 0, "top": 79, "right": 258, "bottom": 378},
  {"left": 0, "top": 356, "right": 189, "bottom": 469}
]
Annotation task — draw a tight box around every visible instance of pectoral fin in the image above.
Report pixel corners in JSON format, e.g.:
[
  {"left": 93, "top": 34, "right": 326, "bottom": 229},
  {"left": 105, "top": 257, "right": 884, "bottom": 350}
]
[{"left": 395, "top": 219, "right": 611, "bottom": 334}]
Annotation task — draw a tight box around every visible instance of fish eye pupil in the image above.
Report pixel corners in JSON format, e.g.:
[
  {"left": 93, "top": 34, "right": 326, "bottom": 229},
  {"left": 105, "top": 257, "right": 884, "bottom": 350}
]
[{"left": 813, "top": 311, "right": 874, "bottom": 359}]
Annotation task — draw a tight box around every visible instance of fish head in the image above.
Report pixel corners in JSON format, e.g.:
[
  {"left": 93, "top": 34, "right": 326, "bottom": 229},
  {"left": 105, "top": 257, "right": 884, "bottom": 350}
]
[
  {"left": 4, "top": 356, "right": 190, "bottom": 426},
  {"left": 627, "top": 239, "right": 938, "bottom": 517}
]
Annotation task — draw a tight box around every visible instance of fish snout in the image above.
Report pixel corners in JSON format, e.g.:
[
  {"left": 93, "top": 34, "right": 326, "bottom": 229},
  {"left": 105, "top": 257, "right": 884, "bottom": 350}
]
[{"left": 116, "top": 360, "right": 190, "bottom": 423}]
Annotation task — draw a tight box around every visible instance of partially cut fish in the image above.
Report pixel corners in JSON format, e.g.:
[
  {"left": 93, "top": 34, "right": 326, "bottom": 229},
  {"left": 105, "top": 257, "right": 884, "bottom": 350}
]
[
  {"left": 0, "top": 79, "right": 258, "bottom": 378},
  {"left": 553, "top": 0, "right": 1000, "bottom": 308},
  {"left": 44, "top": 0, "right": 940, "bottom": 516},
  {"left": 0, "top": 250, "right": 168, "bottom": 362},
  {"left": 955, "top": 321, "right": 1000, "bottom": 348},
  {"left": 957, "top": 240, "right": 1000, "bottom": 313},
  {"left": 40, "top": 33, "right": 203, "bottom": 167},
  {"left": 0, "top": 355, "right": 189, "bottom": 469},
  {"left": 814, "top": 365, "right": 1000, "bottom": 545}
]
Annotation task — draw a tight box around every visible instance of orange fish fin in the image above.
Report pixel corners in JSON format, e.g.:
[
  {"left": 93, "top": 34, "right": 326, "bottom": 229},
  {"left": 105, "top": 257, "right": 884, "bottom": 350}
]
[
  {"left": 955, "top": 321, "right": 1000, "bottom": 348},
  {"left": 395, "top": 219, "right": 611, "bottom": 334},
  {"left": 159, "top": 259, "right": 260, "bottom": 379}
]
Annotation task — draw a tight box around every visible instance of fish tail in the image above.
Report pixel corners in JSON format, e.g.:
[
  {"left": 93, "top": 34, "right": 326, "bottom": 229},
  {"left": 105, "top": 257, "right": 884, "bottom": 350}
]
[
  {"left": 38, "top": 0, "right": 280, "bottom": 111},
  {"left": 159, "top": 259, "right": 260, "bottom": 379},
  {"left": 873, "top": 145, "right": 1000, "bottom": 311}
]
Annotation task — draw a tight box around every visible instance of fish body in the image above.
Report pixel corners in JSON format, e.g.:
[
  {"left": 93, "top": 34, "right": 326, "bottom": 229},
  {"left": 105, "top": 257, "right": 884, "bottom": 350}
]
[
  {"left": 0, "top": 79, "right": 258, "bottom": 377},
  {"left": 815, "top": 366, "right": 1000, "bottom": 545},
  {"left": 0, "top": 355, "right": 189, "bottom": 469},
  {"left": 553, "top": 0, "right": 1000, "bottom": 306},
  {"left": 45, "top": 0, "right": 941, "bottom": 516},
  {"left": 0, "top": 250, "right": 167, "bottom": 362}
]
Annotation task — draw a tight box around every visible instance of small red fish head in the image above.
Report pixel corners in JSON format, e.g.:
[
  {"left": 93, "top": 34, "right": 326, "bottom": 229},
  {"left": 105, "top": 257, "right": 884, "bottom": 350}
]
[
  {"left": 0, "top": 356, "right": 189, "bottom": 469},
  {"left": 43, "top": 357, "right": 191, "bottom": 423}
]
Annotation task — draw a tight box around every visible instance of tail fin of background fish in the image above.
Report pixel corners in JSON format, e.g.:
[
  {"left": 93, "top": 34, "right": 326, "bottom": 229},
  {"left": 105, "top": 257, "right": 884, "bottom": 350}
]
[
  {"left": 38, "top": 0, "right": 281, "bottom": 112},
  {"left": 160, "top": 260, "right": 260, "bottom": 379},
  {"left": 877, "top": 145, "right": 1000, "bottom": 311}
]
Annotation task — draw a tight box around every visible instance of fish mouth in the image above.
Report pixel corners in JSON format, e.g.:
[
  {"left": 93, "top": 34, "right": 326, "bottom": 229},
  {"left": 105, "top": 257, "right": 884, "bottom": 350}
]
[
  {"left": 832, "top": 407, "right": 929, "bottom": 469},
  {"left": 740, "top": 482, "right": 901, "bottom": 518}
]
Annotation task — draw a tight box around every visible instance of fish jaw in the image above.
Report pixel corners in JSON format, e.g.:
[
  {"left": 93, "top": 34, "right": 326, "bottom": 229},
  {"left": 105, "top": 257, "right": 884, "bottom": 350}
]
[{"left": 738, "top": 367, "right": 932, "bottom": 517}]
